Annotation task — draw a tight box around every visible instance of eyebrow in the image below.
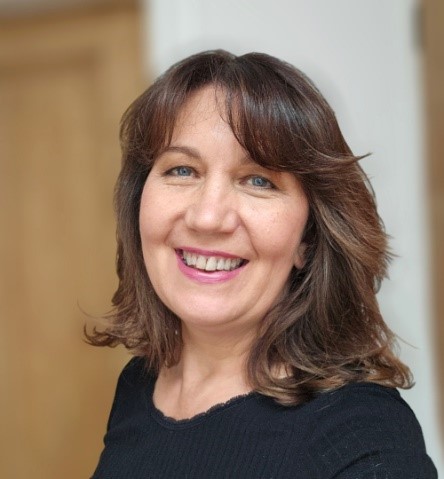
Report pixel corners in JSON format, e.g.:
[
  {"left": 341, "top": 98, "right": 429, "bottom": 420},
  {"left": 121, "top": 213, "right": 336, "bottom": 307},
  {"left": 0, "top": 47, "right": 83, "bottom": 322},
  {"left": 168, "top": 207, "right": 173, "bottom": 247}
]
[
  {"left": 158, "top": 145, "right": 202, "bottom": 160},
  {"left": 159, "top": 144, "right": 254, "bottom": 166}
]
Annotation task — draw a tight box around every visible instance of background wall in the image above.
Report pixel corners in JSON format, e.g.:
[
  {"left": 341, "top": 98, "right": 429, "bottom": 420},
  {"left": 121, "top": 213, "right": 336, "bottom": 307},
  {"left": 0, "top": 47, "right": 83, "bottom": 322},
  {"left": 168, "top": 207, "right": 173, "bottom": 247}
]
[
  {"left": 144, "top": 0, "right": 442, "bottom": 472},
  {"left": 0, "top": 3, "right": 141, "bottom": 477}
]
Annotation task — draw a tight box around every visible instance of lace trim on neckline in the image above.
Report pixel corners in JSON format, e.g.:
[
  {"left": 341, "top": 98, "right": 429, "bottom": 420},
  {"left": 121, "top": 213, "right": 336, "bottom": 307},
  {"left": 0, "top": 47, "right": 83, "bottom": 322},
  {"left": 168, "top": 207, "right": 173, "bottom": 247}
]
[{"left": 150, "top": 390, "right": 258, "bottom": 429}]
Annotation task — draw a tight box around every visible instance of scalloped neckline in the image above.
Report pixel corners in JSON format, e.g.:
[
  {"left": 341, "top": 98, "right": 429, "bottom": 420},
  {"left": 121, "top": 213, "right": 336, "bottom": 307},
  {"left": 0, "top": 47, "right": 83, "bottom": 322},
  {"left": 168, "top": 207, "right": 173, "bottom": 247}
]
[{"left": 147, "top": 379, "right": 258, "bottom": 429}]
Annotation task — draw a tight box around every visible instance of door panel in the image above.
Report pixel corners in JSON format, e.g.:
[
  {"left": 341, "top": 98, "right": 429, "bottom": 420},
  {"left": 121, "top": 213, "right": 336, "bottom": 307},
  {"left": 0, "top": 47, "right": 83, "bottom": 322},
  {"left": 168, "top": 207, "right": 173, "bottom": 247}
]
[
  {"left": 0, "top": 3, "right": 144, "bottom": 477},
  {"left": 423, "top": 0, "right": 444, "bottom": 434}
]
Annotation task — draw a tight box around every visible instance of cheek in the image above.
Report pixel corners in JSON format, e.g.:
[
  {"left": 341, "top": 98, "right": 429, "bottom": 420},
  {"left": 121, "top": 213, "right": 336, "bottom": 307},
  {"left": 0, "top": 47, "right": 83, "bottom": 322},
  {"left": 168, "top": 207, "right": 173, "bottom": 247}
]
[
  {"left": 139, "top": 187, "right": 186, "bottom": 263},
  {"left": 256, "top": 210, "right": 307, "bottom": 259},
  {"left": 139, "top": 182, "right": 170, "bottom": 235}
]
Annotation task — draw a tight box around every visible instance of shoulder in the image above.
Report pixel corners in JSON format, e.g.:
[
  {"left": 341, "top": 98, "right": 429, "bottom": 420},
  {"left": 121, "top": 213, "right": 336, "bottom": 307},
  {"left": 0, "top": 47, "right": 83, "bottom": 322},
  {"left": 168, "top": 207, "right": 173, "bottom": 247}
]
[
  {"left": 293, "top": 382, "right": 437, "bottom": 478},
  {"left": 306, "top": 382, "right": 423, "bottom": 450},
  {"left": 117, "top": 356, "right": 151, "bottom": 385},
  {"left": 105, "top": 356, "right": 154, "bottom": 431},
  {"left": 114, "top": 356, "right": 155, "bottom": 398},
  {"left": 311, "top": 382, "right": 416, "bottom": 430}
]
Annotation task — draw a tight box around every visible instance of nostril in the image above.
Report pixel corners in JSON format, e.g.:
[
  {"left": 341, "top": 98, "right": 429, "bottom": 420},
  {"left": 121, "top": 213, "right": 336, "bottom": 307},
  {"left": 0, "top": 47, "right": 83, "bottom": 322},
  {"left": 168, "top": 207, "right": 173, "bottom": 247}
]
[{"left": 184, "top": 200, "right": 239, "bottom": 233}]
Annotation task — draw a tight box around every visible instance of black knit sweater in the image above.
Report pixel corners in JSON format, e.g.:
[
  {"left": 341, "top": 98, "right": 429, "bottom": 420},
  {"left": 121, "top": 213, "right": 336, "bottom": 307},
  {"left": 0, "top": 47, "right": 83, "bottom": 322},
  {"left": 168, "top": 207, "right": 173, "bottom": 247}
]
[{"left": 92, "top": 358, "right": 436, "bottom": 478}]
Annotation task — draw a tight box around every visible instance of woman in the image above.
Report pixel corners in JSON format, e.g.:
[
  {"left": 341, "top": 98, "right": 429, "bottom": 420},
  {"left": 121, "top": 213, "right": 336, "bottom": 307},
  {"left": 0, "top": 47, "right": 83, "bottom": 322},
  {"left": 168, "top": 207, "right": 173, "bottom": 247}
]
[{"left": 89, "top": 50, "right": 437, "bottom": 478}]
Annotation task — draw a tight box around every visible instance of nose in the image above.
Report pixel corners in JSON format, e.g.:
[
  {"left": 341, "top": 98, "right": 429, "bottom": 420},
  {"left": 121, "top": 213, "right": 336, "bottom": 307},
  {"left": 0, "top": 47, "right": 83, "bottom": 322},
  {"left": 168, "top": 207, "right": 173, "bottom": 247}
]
[{"left": 184, "top": 180, "right": 240, "bottom": 234}]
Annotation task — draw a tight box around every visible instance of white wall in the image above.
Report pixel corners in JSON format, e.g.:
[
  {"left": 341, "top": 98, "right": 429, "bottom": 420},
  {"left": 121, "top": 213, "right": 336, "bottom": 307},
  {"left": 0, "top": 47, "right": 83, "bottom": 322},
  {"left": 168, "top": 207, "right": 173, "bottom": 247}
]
[{"left": 144, "top": 0, "right": 442, "bottom": 471}]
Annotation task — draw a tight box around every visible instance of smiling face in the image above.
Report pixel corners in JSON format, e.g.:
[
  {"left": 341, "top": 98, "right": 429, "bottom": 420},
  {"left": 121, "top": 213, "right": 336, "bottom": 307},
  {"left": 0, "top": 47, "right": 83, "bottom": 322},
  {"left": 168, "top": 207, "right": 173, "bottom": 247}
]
[{"left": 139, "top": 86, "right": 309, "bottom": 339}]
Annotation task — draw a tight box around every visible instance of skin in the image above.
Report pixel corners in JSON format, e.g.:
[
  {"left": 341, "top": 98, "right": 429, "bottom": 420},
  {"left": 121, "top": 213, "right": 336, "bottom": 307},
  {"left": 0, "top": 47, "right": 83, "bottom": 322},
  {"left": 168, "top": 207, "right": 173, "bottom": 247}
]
[{"left": 139, "top": 86, "right": 309, "bottom": 419}]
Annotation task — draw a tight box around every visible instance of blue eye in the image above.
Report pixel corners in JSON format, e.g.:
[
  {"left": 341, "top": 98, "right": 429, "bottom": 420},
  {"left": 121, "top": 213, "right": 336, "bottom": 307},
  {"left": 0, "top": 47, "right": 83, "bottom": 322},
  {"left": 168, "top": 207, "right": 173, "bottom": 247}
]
[
  {"left": 169, "top": 166, "right": 193, "bottom": 177},
  {"left": 248, "top": 176, "right": 274, "bottom": 189}
]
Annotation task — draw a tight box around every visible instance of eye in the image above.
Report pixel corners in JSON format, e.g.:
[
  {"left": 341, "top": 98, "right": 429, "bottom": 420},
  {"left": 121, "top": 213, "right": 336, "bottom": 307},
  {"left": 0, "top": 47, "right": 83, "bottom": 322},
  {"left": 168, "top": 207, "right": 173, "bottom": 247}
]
[
  {"left": 246, "top": 175, "right": 275, "bottom": 189},
  {"left": 166, "top": 166, "right": 194, "bottom": 177}
]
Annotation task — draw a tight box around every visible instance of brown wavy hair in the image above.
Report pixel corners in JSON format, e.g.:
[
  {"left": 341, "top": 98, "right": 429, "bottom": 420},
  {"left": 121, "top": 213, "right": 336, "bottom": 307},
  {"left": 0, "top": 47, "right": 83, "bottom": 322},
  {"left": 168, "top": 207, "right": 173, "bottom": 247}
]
[{"left": 87, "top": 49, "right": 412, "bottom": 405}]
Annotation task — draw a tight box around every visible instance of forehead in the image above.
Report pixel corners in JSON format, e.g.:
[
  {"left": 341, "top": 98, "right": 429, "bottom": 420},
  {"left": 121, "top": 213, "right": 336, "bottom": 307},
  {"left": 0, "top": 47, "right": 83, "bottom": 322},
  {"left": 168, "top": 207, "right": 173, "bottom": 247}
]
[
  {"left": 159, "top": 82, "right": 297, "bottom": 174},
  {"left": 172, "top": 85, "right": 229, "bottom": 135}
]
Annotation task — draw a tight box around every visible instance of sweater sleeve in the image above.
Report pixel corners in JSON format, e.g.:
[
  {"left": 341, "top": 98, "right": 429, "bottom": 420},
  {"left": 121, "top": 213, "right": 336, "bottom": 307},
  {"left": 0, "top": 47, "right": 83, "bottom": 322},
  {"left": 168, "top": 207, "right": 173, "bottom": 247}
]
[{"left": 305, "top": 384, "right": 437, "bottom": 479}]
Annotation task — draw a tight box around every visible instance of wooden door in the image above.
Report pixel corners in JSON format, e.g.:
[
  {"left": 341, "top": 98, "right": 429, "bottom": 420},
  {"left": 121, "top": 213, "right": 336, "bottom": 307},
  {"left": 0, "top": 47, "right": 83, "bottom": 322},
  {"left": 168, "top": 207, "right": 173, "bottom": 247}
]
[
  {"left": 423, "top": 0, "right": 444, "bottom": 433},
  {"left": 0, "top": 3, "right": 144, "bottom": 477}
]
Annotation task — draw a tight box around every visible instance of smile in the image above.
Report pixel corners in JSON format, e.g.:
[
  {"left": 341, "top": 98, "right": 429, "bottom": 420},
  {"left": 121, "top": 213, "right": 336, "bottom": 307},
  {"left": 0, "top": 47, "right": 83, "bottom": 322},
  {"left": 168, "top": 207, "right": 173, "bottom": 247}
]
[{"left": 177, "top": 249, "right": 247, "bottom": 272}]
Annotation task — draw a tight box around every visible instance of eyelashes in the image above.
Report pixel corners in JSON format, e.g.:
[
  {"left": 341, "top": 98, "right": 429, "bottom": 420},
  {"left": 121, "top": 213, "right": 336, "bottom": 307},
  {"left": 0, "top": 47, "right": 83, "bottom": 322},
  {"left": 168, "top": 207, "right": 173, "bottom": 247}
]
[
  {"left": 246, "top": 176, "right": 276, "bottom": 189},
  {"left": 165, "top": 166, "right": 194, "bottom": 177},
  {"left": 164, "top": 165, "right": 277, "bottom": 190}
]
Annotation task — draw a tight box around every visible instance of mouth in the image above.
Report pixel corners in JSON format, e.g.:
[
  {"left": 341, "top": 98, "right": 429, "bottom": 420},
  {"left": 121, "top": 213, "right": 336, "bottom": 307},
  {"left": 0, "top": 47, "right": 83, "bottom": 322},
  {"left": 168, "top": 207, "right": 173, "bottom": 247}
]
[{"left": 176, "top": 249, "right": 248, "bottom": 273}]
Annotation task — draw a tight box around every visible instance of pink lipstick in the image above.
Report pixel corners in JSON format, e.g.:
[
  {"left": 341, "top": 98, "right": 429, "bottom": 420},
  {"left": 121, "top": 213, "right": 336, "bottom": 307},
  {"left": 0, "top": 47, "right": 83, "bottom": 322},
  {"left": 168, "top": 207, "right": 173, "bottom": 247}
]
[{"left": 175, "top": 249, "right": 247, "bottom": 284}]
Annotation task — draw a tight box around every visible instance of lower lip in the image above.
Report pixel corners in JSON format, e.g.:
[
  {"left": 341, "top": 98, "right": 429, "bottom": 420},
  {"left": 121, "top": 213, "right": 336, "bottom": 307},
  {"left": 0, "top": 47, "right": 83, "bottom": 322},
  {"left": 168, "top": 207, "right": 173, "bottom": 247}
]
[{"left": 175, "top": 253, "right": 245, "bottom": 284}]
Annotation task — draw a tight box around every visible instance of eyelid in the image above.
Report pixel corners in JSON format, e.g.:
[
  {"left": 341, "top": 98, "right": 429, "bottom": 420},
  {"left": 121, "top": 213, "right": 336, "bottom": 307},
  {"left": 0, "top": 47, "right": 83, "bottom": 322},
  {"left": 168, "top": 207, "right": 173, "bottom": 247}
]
[
  {"left": 164, "top": 165, "right": 195, "bottom": 177},
  {"left": 245, "top": 175, "right": 277, "bottom": 189},
  {"left": 160, "top": 164, "right": 277, "bottom": 190}
]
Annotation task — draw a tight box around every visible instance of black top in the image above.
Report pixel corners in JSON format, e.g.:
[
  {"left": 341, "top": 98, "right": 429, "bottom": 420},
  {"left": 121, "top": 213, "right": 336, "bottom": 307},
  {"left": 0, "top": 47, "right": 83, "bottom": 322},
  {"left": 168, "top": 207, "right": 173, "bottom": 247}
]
[{"left": 92, "top": 357, "right": 437, "bottom": 478}]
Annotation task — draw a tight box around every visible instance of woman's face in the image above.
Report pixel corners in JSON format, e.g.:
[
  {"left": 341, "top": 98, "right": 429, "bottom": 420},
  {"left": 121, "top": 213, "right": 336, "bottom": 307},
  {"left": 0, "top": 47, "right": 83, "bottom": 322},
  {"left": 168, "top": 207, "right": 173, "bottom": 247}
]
[{"left": 139, "top": 86, "right": 309, "bottom": 337}]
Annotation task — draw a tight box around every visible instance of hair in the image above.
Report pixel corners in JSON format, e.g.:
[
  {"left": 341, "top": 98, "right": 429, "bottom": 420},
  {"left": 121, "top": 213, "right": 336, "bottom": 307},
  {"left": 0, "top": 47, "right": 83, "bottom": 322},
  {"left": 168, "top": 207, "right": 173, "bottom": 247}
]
[{"left": 86, "top": 49, "right": 412, "bottom": 405}]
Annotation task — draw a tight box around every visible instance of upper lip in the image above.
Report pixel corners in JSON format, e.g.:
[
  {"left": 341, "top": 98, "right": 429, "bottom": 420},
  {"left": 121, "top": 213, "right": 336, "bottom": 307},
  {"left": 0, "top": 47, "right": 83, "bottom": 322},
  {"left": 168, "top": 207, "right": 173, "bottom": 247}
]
[{"left": 176, "top": 246, "right": 246, "bottom": 260}]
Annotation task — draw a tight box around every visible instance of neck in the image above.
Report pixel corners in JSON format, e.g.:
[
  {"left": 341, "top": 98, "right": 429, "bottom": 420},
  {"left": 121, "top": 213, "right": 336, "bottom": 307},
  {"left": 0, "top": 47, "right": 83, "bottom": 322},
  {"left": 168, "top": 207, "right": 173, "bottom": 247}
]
[
  {"left": 153, "top": 323, "right": 256, "bottom": 420},
  {"left": 183, "top": 322, "right": 254, "bottom": 370}
]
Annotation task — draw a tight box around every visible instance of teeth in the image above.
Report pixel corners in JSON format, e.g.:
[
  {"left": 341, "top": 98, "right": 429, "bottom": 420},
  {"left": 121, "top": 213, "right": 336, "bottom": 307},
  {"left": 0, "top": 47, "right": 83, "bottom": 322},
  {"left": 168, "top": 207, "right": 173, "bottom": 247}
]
[
  {"left": 205, "top": 257, "right": 217, "bottom": 271},
  {"left": 216, "top": 258, "right": 225, "bottom": 270},
  {"left": 196, "top": 255, "right": 207, "bottom": 270},
  {"left": 181, "top": 251, "right": 243, "bottom": 272}
]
